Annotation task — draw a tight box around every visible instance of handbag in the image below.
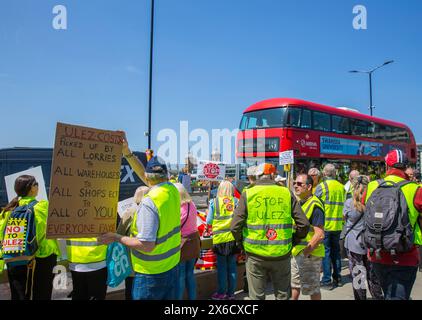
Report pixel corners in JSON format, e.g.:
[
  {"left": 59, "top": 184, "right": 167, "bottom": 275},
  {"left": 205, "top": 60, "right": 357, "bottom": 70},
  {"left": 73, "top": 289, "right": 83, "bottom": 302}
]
[{"left": 180, "top": 203, "right": 201, "bottom": 262}]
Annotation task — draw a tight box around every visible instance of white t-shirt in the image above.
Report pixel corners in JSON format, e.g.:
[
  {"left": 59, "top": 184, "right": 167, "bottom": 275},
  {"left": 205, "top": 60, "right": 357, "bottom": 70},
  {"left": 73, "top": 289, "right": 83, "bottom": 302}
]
[
  {"left": 344, "top": 180, "right": 351, "bottom": 193},
  {"left": 69, "top": 261, "right": 107, "bottom": 272}
]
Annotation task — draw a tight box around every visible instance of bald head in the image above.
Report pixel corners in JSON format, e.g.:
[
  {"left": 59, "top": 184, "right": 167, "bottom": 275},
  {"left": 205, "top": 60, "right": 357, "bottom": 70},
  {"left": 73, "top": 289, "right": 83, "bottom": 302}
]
[
  {"left": 349, "top": 170, "right": 360, "bottom": 182},
  {"left": 406, "top": 167, "right": 415, "bottom": 181}
]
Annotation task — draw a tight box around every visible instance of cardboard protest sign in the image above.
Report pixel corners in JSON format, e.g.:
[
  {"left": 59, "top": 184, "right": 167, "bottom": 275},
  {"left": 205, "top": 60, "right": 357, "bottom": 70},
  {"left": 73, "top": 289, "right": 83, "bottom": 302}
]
[
  {"left": 117, "top": 197, "right": 138, "bottom": 218},
  {"left": 47, "top": 123, "right": 124, "bottom": 239},
  {"left": 196, "top": 160, "right": 226, "bottom": 182},
  {"left": 5, "top": 166, "right": 48, "bottom": 202}
]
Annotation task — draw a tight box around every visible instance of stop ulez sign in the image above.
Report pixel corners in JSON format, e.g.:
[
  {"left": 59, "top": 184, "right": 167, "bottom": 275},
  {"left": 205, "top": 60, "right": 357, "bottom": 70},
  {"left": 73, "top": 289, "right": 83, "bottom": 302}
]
[
  {"left": 197, "top": 160, "right": 226, "bottom": 182},
  {"left": 203, "top": 163, "right": 220, "bottom": 179}
]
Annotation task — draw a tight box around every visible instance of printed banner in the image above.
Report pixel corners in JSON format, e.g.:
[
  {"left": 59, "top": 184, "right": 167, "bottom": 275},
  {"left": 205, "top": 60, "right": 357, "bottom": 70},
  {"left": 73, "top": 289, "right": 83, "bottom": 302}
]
[
  {"left": 320, "top": 136, "right": 382, "bottom": 156},
  {"left": 47, "top": 123, "right": 124, "bottom": 239},
  {"left": 2, "top": 218, "right": 26, "bottom": 253},
  {"left": 196, "top": 160, "right": 226, "bottom": 182}
]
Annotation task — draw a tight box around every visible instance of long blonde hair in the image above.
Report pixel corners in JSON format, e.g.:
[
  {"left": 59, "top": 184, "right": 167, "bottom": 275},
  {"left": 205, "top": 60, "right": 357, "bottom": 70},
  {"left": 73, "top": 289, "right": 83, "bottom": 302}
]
[
  {"left": 217, "top": 180, "right": 234, "bottom": 198},
  {"left": 174, "top": 183, "right": 192, "bottom": 205},
  {"left": 352, "top": 175, "right": 370, "bottom": 213}
]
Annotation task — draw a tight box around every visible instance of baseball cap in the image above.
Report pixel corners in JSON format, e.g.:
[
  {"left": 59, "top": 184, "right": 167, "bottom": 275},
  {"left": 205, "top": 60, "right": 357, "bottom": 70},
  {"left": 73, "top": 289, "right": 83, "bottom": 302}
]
[
  {"left": 385, "top": 149, "right": 408, "bottom": 169},
  {"left": 255, "top": 163, "right": 277, "bottom": 176},
  {"left": 146, "top": 156, "right": 168, "bottom": 174},
  {"left": 275, "top": 175, "right": 287, "bottom": 183}
]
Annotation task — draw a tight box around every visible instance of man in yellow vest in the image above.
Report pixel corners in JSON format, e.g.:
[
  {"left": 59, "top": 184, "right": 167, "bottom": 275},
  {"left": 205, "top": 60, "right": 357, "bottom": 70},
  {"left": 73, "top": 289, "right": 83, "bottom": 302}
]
[
  {"left": 291, "top": 174, "right": 325, "bottom": 300},
  {"left": 315, "top": 163, "right": 345, "bottom": 289},
  {"left": 231, "top": 163, "right": 310, "bottom": 300},
  {"left": 364, "top": 150, "right": 422, "bottom": 300},
  {"left": 100, "top": 156, "right": 181, "bottom": 300}
]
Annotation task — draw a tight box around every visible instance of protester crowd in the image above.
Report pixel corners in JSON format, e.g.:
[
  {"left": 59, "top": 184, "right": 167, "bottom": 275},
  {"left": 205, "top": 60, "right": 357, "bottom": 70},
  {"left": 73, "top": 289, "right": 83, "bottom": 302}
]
[{"left": 0, "top": 141, "right": 421, "bottom": 300}]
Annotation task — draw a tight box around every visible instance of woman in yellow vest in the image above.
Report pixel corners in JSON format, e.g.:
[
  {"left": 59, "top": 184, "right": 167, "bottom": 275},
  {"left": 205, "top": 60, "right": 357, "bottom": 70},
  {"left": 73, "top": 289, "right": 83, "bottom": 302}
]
[
  {"left": 206, "top": 180, "right": 239, "bottom": 300},
  {"left": 291, "top": 174, "right": 325, "bottom": 300},
  {"left": 343, "top": 175, "right": 383, "bottom": 300},
  {"left": 0, "top": 175, "right": 60, "bottom": 300}
]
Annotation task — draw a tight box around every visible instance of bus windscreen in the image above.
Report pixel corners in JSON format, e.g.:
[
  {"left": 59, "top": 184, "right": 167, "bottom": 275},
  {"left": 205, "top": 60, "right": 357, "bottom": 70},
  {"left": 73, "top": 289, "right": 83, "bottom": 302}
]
[{"left": 239, "top": 108, "right": 286, "bottom": 130}]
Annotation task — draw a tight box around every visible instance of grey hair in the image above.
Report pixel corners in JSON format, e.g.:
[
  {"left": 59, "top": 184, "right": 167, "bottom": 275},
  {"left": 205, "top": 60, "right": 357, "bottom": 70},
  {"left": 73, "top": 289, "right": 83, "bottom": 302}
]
[
  {"left": 323, "top": 164, "right": 337, "bottom": 178},
  {"left": 308, "top": 167, "right": 321, "bottom": 177},
  {"left": 145, "top": 172, "right": 168, "bottom": 184}
]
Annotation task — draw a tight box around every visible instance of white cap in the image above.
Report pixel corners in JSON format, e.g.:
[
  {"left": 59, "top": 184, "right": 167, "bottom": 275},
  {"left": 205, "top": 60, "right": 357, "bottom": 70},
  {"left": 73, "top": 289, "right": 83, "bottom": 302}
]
[
  {"left": 247, "top": 166, "right": 257, "bottom": 176},
  {"left": 275, "top": 175, "right": 287, "bottom": 183}
]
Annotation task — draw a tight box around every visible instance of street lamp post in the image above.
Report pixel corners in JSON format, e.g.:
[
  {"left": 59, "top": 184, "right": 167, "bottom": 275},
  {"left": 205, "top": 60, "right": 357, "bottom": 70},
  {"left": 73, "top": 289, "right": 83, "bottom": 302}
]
[
  {"left": 349, "top": 60, "right": 394, "bottom": 116},
  {"left": 147, "top": 0, "right": 155, "bottom": 150}
]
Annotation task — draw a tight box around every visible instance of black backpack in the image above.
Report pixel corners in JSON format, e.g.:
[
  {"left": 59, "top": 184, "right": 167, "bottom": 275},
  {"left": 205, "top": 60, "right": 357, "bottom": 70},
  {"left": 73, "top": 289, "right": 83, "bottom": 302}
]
[{"left": 363, "top": 179, "right": 414, "bottom": 260}]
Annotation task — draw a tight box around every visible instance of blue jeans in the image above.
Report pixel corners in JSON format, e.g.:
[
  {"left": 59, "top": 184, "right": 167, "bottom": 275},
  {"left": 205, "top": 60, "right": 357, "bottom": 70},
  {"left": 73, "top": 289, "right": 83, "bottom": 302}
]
[
  {"left": 176, "top": 259, "right": 197, "bottom": 300},
  {"left": 216, "top": 254, "right": 237, "bottom": 295},
  {"left": 321, "top": 231, "right": 342, "bottom": 284},
  {"left": 373, "top": 263, "right": 418, "bottom": 300},
  {"left": 132, "top": 265, "right": 179, "bottom": 300}
]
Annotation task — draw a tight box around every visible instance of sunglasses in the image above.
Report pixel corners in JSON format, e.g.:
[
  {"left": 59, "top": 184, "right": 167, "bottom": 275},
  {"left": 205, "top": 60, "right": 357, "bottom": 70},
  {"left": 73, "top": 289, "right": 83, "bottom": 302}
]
[{"left": 293, "top": 181, "right": 306, "bottom": 187}]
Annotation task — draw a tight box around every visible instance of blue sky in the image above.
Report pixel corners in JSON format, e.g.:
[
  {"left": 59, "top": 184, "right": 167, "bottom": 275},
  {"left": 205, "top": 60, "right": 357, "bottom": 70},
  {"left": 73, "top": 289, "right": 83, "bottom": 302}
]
[{"left": 1, "top": 0, "right": 421, "bottom": 162}]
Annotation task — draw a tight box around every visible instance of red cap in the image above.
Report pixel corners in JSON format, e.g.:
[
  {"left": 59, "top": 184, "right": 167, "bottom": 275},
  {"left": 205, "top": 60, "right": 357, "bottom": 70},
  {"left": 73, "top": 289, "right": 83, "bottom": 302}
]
[{"left": 385, "top": 150, "right": 407, "bottom": 168}]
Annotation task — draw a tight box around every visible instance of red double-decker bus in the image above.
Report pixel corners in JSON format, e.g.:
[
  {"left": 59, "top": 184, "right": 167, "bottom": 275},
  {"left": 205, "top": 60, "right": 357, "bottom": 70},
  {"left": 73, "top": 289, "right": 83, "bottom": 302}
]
[{"left": 236, "top": 98, "right": 416, "bottom": 181}]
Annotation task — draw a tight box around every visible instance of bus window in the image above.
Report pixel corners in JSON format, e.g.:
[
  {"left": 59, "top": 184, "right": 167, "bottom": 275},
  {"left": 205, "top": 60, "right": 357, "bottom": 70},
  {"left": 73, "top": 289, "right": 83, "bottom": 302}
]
[
  {"left": 351, "top": 119, "right": 369, "bottom": 136},
  {"left": 392, "top": 127, "right": 410, "bottom": 143},
  {"left": 239, "top": 116, "right": 248, "bottom": 131},
  {"left": 239, "top": 108, "right": 286, "bottom": 130},
  {"left": 313, "top": 112, "right": 331, "bottom": 132},
  {"left": 285, "top": 108, "right": 301, "bottom": 127},
  {"left": 332, "top": 116, "right": 350, "bottom": 134},
  {"left": 301, "top": 110, "right": 312, "bottom": 129},
  {"left": 367, "top": 122, "right": 376, "bottom": 138},
  {"left": 374, "top": 124, "right": 391, "bottom": 139}
]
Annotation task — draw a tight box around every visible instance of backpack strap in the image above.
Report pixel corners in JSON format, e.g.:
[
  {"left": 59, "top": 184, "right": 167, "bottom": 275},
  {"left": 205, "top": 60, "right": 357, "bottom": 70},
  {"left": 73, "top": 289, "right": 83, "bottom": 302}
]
[
  {"left": 396, "top": 180, "right": 411, "bottom": 189},
  {"left": 376, "top": 179, "right": 385, "bottom": 187},
  {"left": 344, "top": 211, "right": 365, "bottom": 239},
  {"left": 181, "top": 202, "right": 191, "bottom": 230},
  {"left": 26, "top": 200, "right": 38, "bottom": 211}
]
